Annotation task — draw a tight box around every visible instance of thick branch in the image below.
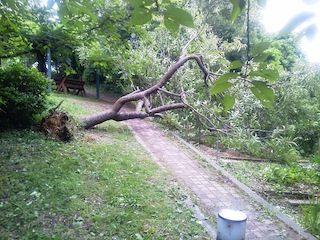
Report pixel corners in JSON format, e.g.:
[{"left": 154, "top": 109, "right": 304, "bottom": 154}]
[
  {"left": 158, "top": 88, "right": 181, "bottom": 97},
  {"left": 81, "top": 54, "right": 214, "bottom": 129},
  {"left": 113, "top": 103, "right": 185, "bottom": 121},
  {"left": 81, "top": 103, "right": 185, "bottom": 127},
  {"left": 110, "top": 54, "right": 210, "bottom": 113}
]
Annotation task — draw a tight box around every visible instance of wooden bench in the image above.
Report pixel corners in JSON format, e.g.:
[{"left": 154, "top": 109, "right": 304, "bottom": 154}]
[{"left": 54, "top": 77, "right": 86, "bottom": 96}]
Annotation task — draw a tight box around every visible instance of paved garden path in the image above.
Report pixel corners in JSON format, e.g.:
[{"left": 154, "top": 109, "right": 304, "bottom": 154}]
[{"left": 90, "top": 90, "right": 316, "bottom": 240}]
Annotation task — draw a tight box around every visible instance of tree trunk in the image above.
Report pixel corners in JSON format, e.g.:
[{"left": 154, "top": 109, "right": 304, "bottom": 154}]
[
  {"left": 36, "top": 50, "right": 47, "bottom": 73},
  {"left": 81, "top": 54, "right": 210, "bottom": 129}
]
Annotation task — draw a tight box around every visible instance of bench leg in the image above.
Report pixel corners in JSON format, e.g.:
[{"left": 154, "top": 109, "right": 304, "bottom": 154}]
[
  {"left": 76, "top": 89, "right": 86, "bottom": 96},
  {"left": 62, "top": 85, "right": 68, "bottom": 94}
]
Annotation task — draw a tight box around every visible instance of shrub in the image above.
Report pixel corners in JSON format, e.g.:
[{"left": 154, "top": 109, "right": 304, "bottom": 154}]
[
  {"left": 263, "top": 163, "right": 319, "bottom": 185},
  {"left": 292, "top": 121, "right": 320, "bottom": 156},
  {"left": 0, "top": 63, "right": 49, "bottom": 129}
]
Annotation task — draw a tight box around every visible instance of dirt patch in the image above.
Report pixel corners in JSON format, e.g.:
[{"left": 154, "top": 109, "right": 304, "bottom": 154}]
[
  {"left": 68, "top": 98, "right": 108, "bottom": 114},
  {"left": 83, "top": 129, "right": 113, "bottom": 143}
]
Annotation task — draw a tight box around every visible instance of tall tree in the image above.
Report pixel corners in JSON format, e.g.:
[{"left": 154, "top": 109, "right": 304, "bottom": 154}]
[{"left": 0, "top": 1, "right": 79, "bottom": 73}]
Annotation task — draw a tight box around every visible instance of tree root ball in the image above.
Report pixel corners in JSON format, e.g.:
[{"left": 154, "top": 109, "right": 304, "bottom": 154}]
[{"left": 40, "top": 111, "right": 74, "bottom": 141}]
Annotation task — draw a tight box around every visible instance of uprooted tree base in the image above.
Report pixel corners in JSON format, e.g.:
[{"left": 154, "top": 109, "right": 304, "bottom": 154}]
[
  {"left": 40, "top": 109, "right": 74, "bottom": 141},
  {"left": 81, "top": 54, "right": 217, "bottom": 130}
]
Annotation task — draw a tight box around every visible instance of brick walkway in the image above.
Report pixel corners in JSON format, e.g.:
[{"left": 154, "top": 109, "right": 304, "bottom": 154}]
[{"left": 125, "top": 118, "right": 311, "bottom": 240}]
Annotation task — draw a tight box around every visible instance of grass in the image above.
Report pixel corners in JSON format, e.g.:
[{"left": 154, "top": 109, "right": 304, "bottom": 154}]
[
  {"left": 300, "top": 198, "right": 320, "bottom": 238},
  {"left": 0, "top": 93, "right": 210, "bottom": 239}
]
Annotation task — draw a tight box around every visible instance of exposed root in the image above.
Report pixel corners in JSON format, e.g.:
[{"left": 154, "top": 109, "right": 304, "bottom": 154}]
[{"left": 40, "top": 104, "right": 75, "bottom": 141}]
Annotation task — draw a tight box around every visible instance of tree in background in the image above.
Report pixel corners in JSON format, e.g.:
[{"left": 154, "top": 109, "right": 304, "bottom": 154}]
[{"left": 0, "top": 1, "right": 79, "bottom": 74}]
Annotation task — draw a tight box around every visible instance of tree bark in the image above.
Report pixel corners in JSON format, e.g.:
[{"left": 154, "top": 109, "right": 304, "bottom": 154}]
[
  {"left": 81, "top": 54, "right": 210, "bottom": 129},
  {"left": 35, "top": 50, "right": 47, "bottom": 73}
]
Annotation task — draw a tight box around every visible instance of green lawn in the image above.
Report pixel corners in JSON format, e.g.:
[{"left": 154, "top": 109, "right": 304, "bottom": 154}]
[{"left": 0, "top": 93, "right": 210, "bottom": 239}]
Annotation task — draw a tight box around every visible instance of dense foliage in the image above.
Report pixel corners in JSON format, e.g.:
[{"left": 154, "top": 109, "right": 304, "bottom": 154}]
[{"left": 0, "top": 63, "right": 49, "bottom": 129}]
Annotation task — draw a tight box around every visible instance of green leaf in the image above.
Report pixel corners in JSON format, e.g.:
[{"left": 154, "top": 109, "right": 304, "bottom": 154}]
[
  {"left": 230, "top": 60, "right": 242, "bottom": 70},
  {"left": 129, "top": 0, "right": 154, "bottom": 6},
  {"left": 210, "top": 82, "right": 232, "bottom": 95},
  {"left": 164, "top": 16, "right": 179, "bottom": 33},
  {"left": 251, "top": 87, "right": 272, "bottom": 108},
  {"left": 130, "top": 7, "right": 152, "bottom": 25},
  {"left": 0, "top": 22, "right": 6, "bottom": 32},
  {"left": 76, "top": 3, "right": 98, "bottom": 22},
  {"left": 74, "top": 20, "right": 84, "bottom": 31},
  {"left": 250, "top": 42, "right": 270, "bottom": 57},
  {"left": 3, "top": 0, "right": 16, "bottom": 10},
  {"left": 0, "top": 97, "right": 5, "bottom": 105},
  {"left": 251, "top": 81, "right": 274, "bottom": 100},
  {"left": 253, "top": 53, "right": 272, "bottom": 63},
  {"left": 59, "top": 5, "right": 68, "bottom": 23},
  {"left": 251, "top": 80, "right": 274, "bottom": 108},
  {"left": 215, "top": 72, "right": 238, "bottom": 85},
  {"left": 229, "top": 0, "right": 246, "bottom": 23},
  {"left": 164, "top": 7, "right": 195, "bottom": 28},
  {"left": 5, "top": 16, "right": 18, "bottom": 32},
  {"left": 250, "top": 69, "right": 279, "bottom": 82},
  {"left": 66, "top": 1, "right": 97, "bottom": 22},
  {"left": 81, "top": 1, "right": 100, "bottom": 21},
  {"left": 223, "top": 94, "right": 235, "bottom": 111},
  {"left": 280, "top": 11, "right": 316, "bottom": 35}
]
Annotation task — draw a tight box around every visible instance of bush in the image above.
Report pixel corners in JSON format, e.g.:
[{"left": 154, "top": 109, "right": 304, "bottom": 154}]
[
  {"left": 292, "top": 121, "right": 320, "bottom": 156},
  {"left": 263, "top": 163, "right": 319, "bottom": 185},
  {"left": 0, "top": 63, "right": 49, "bottom": 129}
]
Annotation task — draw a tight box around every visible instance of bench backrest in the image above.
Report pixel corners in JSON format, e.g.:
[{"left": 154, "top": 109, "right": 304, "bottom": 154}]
[{"left": 64, "top": 78, "right": 85, "bottom": 85}]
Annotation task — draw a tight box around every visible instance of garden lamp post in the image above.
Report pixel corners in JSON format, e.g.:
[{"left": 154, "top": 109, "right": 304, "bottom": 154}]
[{"left": 46, "top": 0, "right": 55, "bottom": 91}]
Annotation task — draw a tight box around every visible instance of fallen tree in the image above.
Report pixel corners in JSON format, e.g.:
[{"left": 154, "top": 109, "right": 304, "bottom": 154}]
[{"left": 81, "top": 54, "right": 212, "bottom": 129}]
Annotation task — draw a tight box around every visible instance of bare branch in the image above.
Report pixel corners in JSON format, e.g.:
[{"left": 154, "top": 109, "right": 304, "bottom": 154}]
[
  {"left": 185, "top": 92, "right": 232, "bottom": 130},
  {"left": 149, "top": 103, "right": 185, "bottom": 115},
  {"left": 158, "top": 91, "right": 165, "bottom": 106},
  {"left": 112, "top": 103, "right": 185, "bottom": 121},
  {"left": 180, "top": 27, "right": 204, "bottom": 57},
  {"left": 158, "top": 88, "right": 181, "bottom": 97},
  {"left": 136, "top": 100, "right": 144, "bottom": 112},
  {"left": 180, "top": 94, "right": 234, "bottom": 136},
  {"left": 143, "top": 96, "right": 151, "bottom": 113}
]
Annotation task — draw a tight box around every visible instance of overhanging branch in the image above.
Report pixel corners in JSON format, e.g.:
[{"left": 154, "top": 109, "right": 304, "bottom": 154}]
[{"left": 82, "top": 54, "right": 216, "bottom": 129}]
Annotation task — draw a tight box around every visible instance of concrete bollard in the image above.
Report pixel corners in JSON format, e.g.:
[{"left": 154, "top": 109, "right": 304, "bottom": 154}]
[{"left": 217, "top": 209, "right": 247, "bottom": 240}]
